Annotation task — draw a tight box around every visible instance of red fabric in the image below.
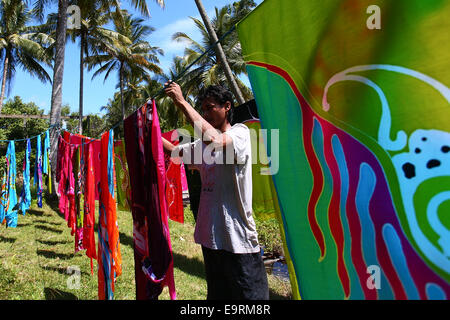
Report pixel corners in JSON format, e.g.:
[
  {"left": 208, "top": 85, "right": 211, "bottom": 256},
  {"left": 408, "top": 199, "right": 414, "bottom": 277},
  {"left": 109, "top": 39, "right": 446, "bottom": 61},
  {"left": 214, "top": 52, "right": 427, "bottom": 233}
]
[
  {"left": 150, "top": 101, "right": 176, "bottom": 300},
  {"left": 62, "top": 131, "right": 101, "bottom": 200},
  {"left": 57, "top": 136, "right": 76, "bottom": 231},
  {"left": 67, "top": 145, "right": 76, "bottom": 236},
  {"left": 83, "top": 141, "right": 97, "bottom": 274},
  {"left": 165, "top": 161, "right": 184, "bottom": 224},
  {"left": 57, "top": 136, "right": 67, "bottom": 212},
  {"left": 161, "top": 130, "right": 184, "bottom": 224},
  {"left": 124, "top": 101, "right": 176, "bottom": 300},
  {"left": 57, "top": 132, "right": 98, "bottom": 274}
]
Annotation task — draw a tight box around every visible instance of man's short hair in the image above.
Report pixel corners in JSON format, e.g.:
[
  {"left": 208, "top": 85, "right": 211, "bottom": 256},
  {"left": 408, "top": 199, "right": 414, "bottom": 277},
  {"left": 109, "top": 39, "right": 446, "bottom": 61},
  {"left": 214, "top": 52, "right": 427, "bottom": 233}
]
[{"left": 197, "top": 85, "right": 234, "bottom": 123}]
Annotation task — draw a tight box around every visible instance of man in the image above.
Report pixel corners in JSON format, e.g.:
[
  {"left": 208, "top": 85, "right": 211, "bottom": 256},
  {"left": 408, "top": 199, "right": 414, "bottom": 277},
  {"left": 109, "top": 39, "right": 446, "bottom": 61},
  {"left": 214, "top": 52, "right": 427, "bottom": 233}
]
[{"left": 162, "top": 82, "right": 269, "bottom": 300}]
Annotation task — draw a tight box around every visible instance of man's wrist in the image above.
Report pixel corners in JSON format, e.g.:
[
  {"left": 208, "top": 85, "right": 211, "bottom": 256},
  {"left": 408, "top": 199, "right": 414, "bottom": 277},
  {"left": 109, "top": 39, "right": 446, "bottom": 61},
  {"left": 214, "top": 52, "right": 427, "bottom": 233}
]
[{"left": 175, "top": 99, "right": 190, "bottom": 110}]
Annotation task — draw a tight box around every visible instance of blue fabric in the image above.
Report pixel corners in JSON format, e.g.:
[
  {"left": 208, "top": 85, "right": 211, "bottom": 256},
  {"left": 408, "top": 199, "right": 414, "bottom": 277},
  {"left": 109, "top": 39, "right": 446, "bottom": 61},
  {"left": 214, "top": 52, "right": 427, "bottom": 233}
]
[
  {"left": 107, "top": 130, "right": 115, "bottom": 198},
  {"left": 0, "top": 162, "right": 7, "bottom": 224},
  {"left": 4, "top": 141, "right": 18, "bottom": 227},
  {"left": 34, "top": 135, "right": 43, "bottom": 208},
  {"left": 19, "top": 139, "right": 32, "bottom": 215},
  {"left": 43, "top": 130, "right": 49, "bottom": 174}
]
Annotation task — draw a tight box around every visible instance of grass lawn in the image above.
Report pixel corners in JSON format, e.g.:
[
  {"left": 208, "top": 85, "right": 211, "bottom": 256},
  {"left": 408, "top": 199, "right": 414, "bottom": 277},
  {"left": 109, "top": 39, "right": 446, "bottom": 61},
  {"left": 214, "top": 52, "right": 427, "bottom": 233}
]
[{"left": 0, "top": 196, "right": 292, "bottom": 300}]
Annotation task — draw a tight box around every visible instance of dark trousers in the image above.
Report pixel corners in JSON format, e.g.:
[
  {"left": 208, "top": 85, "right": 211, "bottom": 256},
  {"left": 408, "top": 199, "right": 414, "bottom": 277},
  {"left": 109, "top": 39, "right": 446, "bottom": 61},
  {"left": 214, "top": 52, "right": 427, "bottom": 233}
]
[{"left": 201, "top": 246, "right": 269, "bottom": 300}]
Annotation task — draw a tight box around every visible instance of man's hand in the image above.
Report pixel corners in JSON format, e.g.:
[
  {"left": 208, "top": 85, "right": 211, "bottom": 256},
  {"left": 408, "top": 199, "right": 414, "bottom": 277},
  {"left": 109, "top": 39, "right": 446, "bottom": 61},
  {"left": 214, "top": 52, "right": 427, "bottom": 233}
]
[{"left": 164, "top": 81, "right": 186, "bottom": 107}]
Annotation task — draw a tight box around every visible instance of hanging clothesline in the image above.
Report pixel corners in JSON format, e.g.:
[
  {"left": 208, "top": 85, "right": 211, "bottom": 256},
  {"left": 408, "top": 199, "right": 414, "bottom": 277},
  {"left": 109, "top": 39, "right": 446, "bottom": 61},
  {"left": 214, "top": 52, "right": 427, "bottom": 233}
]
[
  {"left": 58, "top": 129, "right": 99, "bottom": 147},
  {"left": 88, "top": 25, "right": 238, "bottom": 140},
  {"left": 0, "top": 123, "right": 59, "bottom": 143},
  {"left": 0, "top": 25, "right": 236, "bottom": 147}
]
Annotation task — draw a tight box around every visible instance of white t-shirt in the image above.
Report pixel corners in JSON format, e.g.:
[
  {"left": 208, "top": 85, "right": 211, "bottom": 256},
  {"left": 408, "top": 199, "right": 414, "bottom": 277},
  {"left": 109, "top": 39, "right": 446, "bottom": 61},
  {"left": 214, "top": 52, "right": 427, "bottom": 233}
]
[{"left": 175, "top": 123, "right": 260, "bottom": 254}]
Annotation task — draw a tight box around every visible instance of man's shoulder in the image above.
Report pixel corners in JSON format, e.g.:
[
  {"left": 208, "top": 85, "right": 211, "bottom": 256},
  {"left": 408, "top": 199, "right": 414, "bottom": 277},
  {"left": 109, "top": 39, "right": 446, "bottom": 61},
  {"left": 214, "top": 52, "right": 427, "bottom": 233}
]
[
  {"left": 227, "top": 123, "right": 250, "bottom": 138},
  {"left": 230, "top": 123, "right": 250, "bottom": 131}
]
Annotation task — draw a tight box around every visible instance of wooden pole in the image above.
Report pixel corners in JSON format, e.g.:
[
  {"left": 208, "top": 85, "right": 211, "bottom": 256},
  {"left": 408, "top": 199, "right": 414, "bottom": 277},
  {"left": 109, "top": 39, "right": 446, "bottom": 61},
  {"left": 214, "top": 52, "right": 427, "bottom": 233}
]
[{"left": 194, "top": 0, "right": 246, "bottom": 105}]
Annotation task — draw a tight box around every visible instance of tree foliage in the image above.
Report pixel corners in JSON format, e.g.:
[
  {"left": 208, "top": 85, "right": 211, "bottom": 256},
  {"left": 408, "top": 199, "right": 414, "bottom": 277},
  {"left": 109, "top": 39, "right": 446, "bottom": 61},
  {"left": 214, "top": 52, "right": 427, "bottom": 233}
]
[
  {"left": 0, "top": 0, "right": 54, "bottom": 112},
  {"left": 0, "top": 96, "right": 48, "bottom": 174},
  {"left": 171, "top": 0, "right": 256, "bottom": 104}
]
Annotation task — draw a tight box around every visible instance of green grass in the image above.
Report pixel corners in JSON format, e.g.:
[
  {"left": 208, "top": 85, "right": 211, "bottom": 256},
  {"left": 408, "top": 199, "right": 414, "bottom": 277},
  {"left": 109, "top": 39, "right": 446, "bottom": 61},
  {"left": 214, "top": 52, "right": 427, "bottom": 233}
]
[{"left": 0, "top": 197, "right": 292, "bottom": 300}]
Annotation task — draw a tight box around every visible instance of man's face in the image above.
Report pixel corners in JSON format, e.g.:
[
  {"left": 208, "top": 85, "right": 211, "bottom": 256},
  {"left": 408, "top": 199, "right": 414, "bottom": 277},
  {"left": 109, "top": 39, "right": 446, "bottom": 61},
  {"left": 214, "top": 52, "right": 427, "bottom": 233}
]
[{"left": 201, "top": 97, "right": 230, "bottom": 129}]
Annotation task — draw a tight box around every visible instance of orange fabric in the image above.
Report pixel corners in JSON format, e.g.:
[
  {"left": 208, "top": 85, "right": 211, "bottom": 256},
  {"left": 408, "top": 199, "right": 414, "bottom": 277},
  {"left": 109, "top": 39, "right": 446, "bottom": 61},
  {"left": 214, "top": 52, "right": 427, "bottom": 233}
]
[{"left": 98, "top": 130, "right": 122, "bottom": 300}]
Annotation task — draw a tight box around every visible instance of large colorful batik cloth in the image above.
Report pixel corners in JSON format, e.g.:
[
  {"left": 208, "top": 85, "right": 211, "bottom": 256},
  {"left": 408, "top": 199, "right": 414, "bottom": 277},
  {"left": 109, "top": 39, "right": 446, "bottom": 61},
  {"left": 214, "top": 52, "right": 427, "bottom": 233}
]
[
  {"left": 124, "top": 100, "right": 176, "bottom": 300},
  {"left": 238, "top": 0, "right": 450, "bottom": 299},
  {"left": 98, "top": 129, "right": 122, "bottom": 300},
  {"left": 1, "top": 141, "right": 18, "bottom": 227},
  {"left": 18, "top": 139, "right": 31, "bottom": 215}
]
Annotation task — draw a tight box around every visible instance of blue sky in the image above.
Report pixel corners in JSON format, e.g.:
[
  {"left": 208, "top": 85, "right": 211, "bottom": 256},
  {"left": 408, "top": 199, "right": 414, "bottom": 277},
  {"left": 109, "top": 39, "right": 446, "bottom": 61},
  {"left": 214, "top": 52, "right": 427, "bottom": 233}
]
[{"left": 7, "top": 0, "right": 262, "bottom": 116}]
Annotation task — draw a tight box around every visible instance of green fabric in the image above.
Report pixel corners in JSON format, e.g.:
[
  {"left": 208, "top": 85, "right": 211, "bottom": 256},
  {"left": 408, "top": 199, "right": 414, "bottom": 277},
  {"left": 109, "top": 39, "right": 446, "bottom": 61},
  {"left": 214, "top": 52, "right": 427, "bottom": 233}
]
[
  {"left": 245, "top": 121, "right": 276, "bottom": 220},
  {"left": 238, "top": 0, "right": 450, "bottom": 299},
  {"left": 114, "top": 140, "right": 131, "bottom": 211}
]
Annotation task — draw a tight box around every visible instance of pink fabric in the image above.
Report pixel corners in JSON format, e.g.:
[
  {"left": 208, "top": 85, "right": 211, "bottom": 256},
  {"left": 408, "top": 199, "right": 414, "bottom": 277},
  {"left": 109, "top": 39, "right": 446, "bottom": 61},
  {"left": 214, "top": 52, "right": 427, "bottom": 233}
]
[
  {"left": 62, "top": 131, "right": 101, "bottom": 201},
  {"left": 162, "top": 129, "right": 184, "bottom": 224},
  {"left": 57, "top": 136, "right": 68, "bottom": 216},
  {"left": 67, "top": 145, "right": 76, "bottom": 235},
  {"left": 57, "top": 137, "right": 75, "bottom": 226},
  {"left": 151, "top": 100, "right": 176, "bottom": 300},
  {"left": 180, "top": 163, "right": 188, "bottom": 192}
]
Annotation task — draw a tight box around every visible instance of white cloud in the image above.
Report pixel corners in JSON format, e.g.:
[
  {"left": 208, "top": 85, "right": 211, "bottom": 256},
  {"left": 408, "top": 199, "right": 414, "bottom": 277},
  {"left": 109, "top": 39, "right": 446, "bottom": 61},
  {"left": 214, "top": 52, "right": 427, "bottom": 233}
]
[
  {"left": 150, "top": 10, "right": 216, "bottom": 73},
  {"left": 152, "top": 16, "right": 201, "bottom": 58}
]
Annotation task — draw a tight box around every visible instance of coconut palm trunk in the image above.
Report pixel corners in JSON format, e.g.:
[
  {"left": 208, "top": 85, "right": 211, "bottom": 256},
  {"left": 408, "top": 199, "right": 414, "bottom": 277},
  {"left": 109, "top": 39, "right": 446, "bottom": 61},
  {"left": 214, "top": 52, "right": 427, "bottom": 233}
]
[
  {"left": 79, "top": 31, "right": 85, "bottom": 134},
  {"left": 0, "top": 52, "right": 9, "bottom": 113},
  {"left": 49, "top": 0, "right": 69, "bottom": 195},
  {"left": 120, "top": 61, "right": 125, "bottom": 120},
  {"left": 194, "top": 0, "right": 245, "bottom": 105}
]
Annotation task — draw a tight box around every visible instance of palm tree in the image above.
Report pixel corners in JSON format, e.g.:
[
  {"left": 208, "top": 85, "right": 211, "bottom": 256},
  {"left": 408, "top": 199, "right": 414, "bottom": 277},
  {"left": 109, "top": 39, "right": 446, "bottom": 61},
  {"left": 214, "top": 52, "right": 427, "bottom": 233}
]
[
  {"left": 66, "top": 0, "right": 131, "bottom": 134},
  {"left": 86, "top": 10, "right": 164, "bottom": 120},
  {"left": 0, "top": 0, "right": 54, "bottom": 113},
  {"left": 172, "top": 1, "right": 255, "bottom": 104},
  {"left": 31, "top": 0, "right": 165, "bottom": 195},
  {"left": 193, "top": 0, "right": 245, "bottom": 105},
  {"left": 156, "top": 56, "right": 198, "bottom": 130}
]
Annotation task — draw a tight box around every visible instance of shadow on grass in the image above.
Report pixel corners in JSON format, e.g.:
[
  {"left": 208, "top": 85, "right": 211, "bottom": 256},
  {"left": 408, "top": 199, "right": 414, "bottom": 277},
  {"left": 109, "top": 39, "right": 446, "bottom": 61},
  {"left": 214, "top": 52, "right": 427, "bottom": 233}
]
[
  {"left": 119, "top": 231, "right": 134, "bottom": 248},
  {"left": 36, "top": 239, "right": 71, "bottom": 246},
  {"left": 16, "top": 222, "right": 31, "bottom": 227},
  {"left": 37, "top": 249, "right": 73, "bottom": 260},
  {"left": 35, "top": 224, "right": 63, "bottom": 234},
  {"left": 34, "top": 219, "right": 63, "bottom": 226},
  {"left": 26, "top": 209, "right": 44, "bottom": 217},
  {"left": 0, "top": 235, "right": 16, "bottom": 243},
  {"left": 44, "top": 287, "right": 78, "bottom": 300},
  {"left": 43, "top": 193, "right": 65, "bottom": 219},
  {"left": 172, "top": 252, "right": 206, "bottom": 280}
]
